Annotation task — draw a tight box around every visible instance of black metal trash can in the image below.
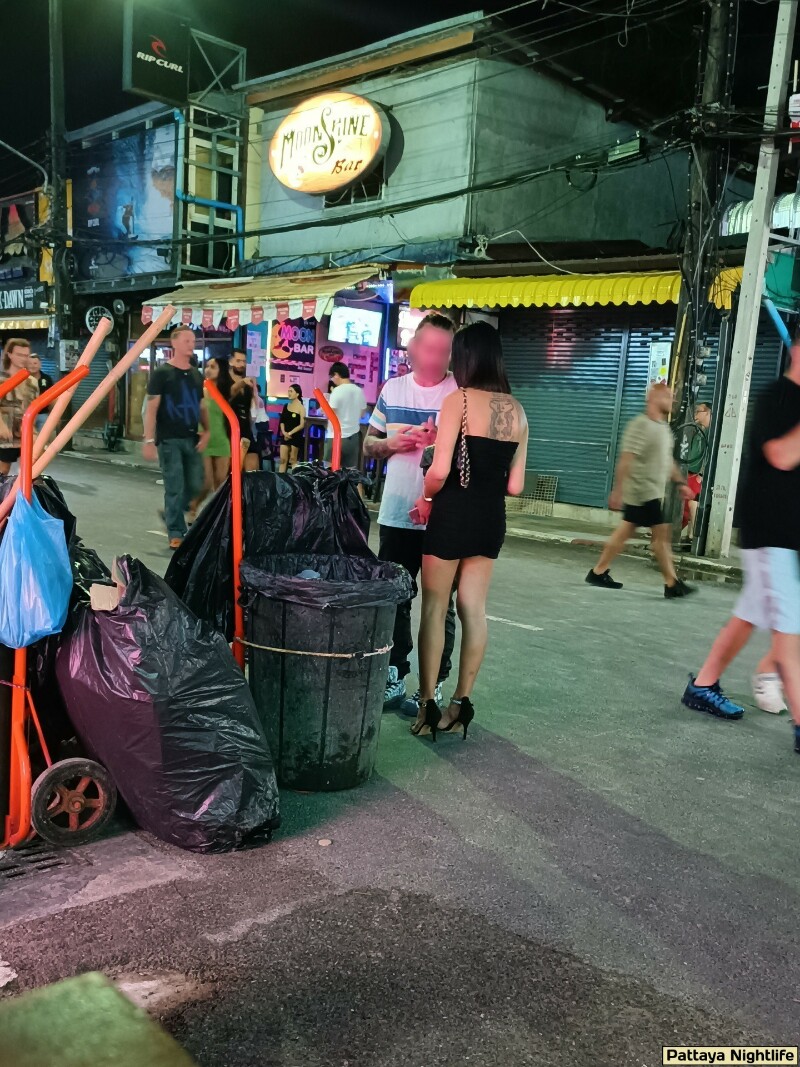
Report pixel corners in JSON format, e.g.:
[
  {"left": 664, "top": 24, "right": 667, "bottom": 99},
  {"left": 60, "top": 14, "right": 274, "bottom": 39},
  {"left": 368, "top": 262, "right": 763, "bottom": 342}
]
[{"left": 241, "top": 555, "right": 412, "bottom": 792}]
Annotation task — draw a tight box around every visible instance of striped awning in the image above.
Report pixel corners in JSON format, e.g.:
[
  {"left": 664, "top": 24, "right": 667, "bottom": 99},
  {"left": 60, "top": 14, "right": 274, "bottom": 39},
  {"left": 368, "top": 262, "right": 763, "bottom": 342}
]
[
  {"left": 145, "top": 264, "right": 383, "bottom": 328},
  {"left": 411, "top": 270, "right": 740, "bottom": 313},
  {"left": 721, "top": 193, "right": 800, "bottom": 237}
]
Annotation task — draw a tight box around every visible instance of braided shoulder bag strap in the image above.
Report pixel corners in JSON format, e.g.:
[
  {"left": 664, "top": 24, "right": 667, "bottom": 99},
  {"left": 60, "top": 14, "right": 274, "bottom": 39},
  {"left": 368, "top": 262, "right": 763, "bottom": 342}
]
[{"left": 457, "top": 387, "right": 471, "bottom": 489}]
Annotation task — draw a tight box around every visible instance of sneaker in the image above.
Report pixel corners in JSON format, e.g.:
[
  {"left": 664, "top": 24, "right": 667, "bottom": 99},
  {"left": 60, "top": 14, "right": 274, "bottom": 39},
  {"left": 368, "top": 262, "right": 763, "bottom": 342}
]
[
  {"left": 681, "top": 676, "right": 744, "bottom": 720},
  {"left": 401, "top": 683, "right": 444, "bottom": 718},
  {"left": 383, "top": 666, "right": 406, "bottom": 711},
  {"left": 665, "top": 579, "right": 696, "bottom": 599},
  {"left": 169, "top": 538, "right": 183, "bottom": 551},
  {"left": 752, "top": 672, "right": 787, "bottom": 715},
  {"left": 585, "top": 568, "right": 623, "bottom": 590}
]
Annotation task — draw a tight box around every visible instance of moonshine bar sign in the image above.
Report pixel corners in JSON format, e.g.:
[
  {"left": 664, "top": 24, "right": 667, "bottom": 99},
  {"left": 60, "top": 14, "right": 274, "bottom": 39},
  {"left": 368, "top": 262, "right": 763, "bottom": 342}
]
[{"left": 269, "top": 91, "right": 390, "bottom": 195}]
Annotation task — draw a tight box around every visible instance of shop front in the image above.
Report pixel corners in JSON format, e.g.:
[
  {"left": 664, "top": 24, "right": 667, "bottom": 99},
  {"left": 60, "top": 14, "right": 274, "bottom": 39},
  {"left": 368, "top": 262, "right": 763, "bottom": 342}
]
[
  {"left": 410, "top": 271, "right": 784, "bottom": 514},
  {"left": 149, "top": 265, "right": 387, "bottom": 450},
  {"left": 0, "top": 280, "right": 52, "bottom": 367}
]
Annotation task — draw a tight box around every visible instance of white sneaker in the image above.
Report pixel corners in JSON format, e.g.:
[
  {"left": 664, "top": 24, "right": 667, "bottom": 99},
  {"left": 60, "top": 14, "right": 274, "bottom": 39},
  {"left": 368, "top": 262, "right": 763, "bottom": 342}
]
[{"left": 752, "top": 673, "right": 787, "bottom": 715}]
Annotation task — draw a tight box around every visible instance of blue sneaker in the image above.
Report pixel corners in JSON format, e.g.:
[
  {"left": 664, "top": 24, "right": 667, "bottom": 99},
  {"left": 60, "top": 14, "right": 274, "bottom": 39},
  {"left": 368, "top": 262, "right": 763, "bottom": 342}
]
[
  {"left": 383, "top": 667, "right": 407, "bottom": 711},
  {"left": 794, "top": 724, "right": 800, "bottom": 754},
  {"left": 682, "top": 676, "right": 744, "bottom": 720},
  {"left": 401, "top": 683, "right": 444, "bottom": 718}
]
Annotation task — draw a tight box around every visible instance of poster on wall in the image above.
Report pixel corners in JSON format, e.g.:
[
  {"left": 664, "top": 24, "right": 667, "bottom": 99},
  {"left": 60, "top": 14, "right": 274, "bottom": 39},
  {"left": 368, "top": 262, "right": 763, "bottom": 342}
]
[
  {"left": 647, "top": 341, "right": 672, "bottom": 393},
  {"left": 270, "top": 317, "right": 317, "bottom": 373},
  {"left": 71, "top": 123, "right": 176, "bottom": 281}
]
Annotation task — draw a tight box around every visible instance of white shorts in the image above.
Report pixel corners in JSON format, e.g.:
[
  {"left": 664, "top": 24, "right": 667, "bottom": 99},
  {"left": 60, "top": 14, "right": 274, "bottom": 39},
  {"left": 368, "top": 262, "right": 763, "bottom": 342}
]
[{"left": 735, "top": 547, "right": 800, "bottom": 635}]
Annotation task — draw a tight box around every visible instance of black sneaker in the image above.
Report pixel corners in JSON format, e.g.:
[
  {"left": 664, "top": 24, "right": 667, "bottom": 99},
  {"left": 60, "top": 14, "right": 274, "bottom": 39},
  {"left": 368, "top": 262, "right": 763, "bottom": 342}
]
[
  {"left": 665, "top": 579, "right": 696, "bottom": 599},
  {"left": 585, "top": 568, "right": 623, "bottom": 590}
]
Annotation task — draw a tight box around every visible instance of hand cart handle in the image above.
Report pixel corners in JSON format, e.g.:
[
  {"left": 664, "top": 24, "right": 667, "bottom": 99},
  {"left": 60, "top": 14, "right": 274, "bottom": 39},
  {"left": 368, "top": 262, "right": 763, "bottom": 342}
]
[
  {"left": 19, "top": 367, "right": 89, "bottom": 502},
  {"left": 204, "top": 380, "right": 245, "bottom": 670},
  {"left": 313, "top": 388, "right": 341, "bottom": 471}
]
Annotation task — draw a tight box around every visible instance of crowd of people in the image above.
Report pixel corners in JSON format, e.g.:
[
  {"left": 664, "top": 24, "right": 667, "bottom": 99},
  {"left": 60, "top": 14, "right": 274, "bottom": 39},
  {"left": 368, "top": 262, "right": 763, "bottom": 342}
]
[{"left": 6, "top": 313, "right": 796, "bottom": 763}]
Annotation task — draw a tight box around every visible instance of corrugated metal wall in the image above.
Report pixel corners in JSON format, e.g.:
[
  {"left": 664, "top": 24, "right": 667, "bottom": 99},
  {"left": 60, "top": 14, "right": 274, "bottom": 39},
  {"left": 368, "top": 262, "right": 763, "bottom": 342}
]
[{"left": 501, "top": 305, "right": 787, "bottom": 508}]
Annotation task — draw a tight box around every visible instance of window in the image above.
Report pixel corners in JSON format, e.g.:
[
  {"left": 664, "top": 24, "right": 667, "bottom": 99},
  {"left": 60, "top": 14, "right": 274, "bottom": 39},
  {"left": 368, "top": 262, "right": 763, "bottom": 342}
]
[{"left": 324, "top": 160, "right": 386, "bottom": 209}]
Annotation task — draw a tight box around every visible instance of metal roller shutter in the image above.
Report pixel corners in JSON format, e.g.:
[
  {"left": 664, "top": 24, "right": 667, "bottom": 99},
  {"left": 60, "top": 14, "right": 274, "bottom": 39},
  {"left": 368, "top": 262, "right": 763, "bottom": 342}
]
[
  {"left": 71, "top": 343, "right": 113, "bottom": 430},
  {"left": 612, "top": 310, "right": 674, "bottom": 472},
  {"left": 501, "top": 307, "right": 625, "bottom": 507}
]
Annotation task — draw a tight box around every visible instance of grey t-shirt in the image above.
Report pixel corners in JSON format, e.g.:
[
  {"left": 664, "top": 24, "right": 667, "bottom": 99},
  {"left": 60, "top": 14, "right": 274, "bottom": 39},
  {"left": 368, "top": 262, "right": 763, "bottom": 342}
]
[{"left": 621, "top": 413, "right": 673, "bottom": 506}]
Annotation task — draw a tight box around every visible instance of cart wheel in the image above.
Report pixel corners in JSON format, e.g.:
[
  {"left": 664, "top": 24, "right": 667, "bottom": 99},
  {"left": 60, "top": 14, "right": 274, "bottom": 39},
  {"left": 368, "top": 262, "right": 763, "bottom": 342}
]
[{"left": 30, "top": 758, "right": 117, "bottom": 847}]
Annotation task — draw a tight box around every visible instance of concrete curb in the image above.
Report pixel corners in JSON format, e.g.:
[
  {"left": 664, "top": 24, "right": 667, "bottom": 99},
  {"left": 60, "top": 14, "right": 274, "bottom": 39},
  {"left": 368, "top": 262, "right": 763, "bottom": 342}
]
[{"left": 505, "top": 525, "right": 742, "bottom": 586}]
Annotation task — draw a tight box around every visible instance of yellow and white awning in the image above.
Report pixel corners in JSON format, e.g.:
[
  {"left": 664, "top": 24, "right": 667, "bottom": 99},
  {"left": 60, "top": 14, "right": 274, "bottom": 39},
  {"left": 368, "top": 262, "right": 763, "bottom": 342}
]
[
  {"left": 145, "top": 265, "right": 383, "bottom": 328},
  {"left": 411, "top": 269, "right": 741, "bottom": 313}
]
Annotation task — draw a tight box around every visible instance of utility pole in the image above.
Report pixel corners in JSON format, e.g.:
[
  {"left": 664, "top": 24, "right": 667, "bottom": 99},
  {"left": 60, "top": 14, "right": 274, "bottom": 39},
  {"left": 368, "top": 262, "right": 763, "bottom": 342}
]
[
  {"left": 705, "top": 0, "right": 798, "bottom": 557},
  {"left": 670, "top": 0, "right": 731, "bottom": 418},
  {"left": 49, "top": 0, "right": 71, "bottom": 343}
]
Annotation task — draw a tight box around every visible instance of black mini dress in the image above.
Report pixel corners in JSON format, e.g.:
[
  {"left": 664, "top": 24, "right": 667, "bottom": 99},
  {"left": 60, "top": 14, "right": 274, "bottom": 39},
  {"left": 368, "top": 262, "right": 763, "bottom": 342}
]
[{"left": 424, "top": 433, "right": 518, "bottom": 560}]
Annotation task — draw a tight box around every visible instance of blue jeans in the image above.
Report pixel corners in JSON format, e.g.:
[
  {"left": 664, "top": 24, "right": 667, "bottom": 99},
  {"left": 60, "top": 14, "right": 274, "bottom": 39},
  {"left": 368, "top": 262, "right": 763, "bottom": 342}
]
[{"left": 158, "top": 438, "right": 204, "bottom": 540}]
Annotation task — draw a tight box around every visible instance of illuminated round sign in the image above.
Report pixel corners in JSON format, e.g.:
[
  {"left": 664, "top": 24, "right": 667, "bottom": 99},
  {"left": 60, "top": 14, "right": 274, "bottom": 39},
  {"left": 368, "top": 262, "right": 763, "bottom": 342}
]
[{"left": 269, "top": 91, "right": 389, "bottom": 195}]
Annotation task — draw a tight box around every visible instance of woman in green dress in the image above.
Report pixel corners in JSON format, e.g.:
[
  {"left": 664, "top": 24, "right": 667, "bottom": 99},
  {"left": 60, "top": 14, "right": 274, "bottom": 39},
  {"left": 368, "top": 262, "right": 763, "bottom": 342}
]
[{"left": 188, "top": 358, "right": 231, "bottom": 521}]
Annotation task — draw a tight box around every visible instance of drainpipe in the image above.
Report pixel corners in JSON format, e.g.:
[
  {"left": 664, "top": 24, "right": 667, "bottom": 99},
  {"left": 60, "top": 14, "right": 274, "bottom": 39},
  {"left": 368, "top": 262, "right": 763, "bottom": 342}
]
[
  {"left": 173, "top": 109, "right": 244, "bottom": 265},
  {"left": 762, "top": 295, "right": 792, "bottom": 349}
]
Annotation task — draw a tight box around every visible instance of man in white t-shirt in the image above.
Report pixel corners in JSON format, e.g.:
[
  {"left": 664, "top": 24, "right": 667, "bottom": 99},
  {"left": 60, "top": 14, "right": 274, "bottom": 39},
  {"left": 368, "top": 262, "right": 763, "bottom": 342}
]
[
  {"left": 324, "top": 361, "right": 367, "bottom": 469},
  {"left": 365, "top": 313, "right": 459, "bottom": 712}
]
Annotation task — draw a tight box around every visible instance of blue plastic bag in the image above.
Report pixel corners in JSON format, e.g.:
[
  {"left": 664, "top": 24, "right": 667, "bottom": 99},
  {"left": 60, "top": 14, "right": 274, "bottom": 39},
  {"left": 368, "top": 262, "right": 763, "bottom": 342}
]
[{"left": 0, "top": 492, "right": 72, "bottom": 647}]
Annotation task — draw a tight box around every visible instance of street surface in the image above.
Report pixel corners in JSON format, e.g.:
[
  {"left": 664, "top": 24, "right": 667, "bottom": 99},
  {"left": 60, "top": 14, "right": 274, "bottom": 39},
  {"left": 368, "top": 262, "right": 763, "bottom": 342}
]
[{"left": 1, "top": 456, "right": 798, "bottom": 1066}]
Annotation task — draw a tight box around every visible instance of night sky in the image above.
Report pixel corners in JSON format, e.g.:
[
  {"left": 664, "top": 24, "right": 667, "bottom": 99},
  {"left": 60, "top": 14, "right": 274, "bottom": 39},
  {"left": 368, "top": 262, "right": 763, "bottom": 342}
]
[{"left": 0, "top": 0, "right": 786, "bottom": 197}]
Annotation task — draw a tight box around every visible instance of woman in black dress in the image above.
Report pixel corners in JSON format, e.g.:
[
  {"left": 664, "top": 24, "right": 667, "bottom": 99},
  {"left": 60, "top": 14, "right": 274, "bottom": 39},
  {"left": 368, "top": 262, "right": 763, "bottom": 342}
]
[
  {"left": 411, "top": 322, "right": 528, "bottom": 741},
  {"left": 279, "top": 384, "right": 306, "bottom": 472}
]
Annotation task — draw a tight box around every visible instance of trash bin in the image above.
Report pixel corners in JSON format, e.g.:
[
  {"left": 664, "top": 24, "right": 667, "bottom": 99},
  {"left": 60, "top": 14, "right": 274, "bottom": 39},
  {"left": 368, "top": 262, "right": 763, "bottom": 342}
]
[{"left": 241, "top": 554, "right": 412, "bottom": 791}]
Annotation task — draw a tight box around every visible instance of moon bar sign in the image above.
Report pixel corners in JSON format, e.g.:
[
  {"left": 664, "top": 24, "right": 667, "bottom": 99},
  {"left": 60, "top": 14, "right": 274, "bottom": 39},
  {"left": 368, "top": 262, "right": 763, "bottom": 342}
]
[{"left": 269, "top": 91, "right": 390, "bottom": 195}]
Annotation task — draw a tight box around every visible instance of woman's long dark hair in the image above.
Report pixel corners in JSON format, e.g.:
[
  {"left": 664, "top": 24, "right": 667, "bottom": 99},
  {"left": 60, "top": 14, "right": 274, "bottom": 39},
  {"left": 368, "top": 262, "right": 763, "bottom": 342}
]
[
  {"left": 213, "top": 358, "right": 234, "bottom": 400},
  {"left": 452, "top": 321, "right": 511, "bottom": 394}
]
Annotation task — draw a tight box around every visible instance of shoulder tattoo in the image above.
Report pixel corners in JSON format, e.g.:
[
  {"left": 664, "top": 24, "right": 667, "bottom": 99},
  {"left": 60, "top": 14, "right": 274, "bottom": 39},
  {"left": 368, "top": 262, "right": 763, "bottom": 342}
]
[{"left": 489, "top": 394, "right": 516, "bottom": 441}]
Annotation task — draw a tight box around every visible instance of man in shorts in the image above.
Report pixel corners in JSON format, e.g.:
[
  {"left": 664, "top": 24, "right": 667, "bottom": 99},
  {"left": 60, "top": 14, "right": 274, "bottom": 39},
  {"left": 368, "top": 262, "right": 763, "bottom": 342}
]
[
  {"left": 682, "top": 332, "right": 800, "bottom": 754},
  {"left": 585, "top": 382, "right": 695, "bottom": 597}
]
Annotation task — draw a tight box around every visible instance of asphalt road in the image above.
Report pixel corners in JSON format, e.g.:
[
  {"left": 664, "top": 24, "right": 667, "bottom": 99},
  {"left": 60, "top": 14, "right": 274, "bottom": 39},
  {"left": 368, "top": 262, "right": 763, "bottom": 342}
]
[{"left": 0, "top": 456, "right": 797, "bottom": 1066}]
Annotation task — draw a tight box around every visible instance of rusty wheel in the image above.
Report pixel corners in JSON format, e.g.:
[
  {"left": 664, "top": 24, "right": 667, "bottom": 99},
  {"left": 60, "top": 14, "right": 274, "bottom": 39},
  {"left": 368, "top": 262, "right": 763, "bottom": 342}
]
[{"left": 30, "top": 758, "right": 117, "bottom": 846}]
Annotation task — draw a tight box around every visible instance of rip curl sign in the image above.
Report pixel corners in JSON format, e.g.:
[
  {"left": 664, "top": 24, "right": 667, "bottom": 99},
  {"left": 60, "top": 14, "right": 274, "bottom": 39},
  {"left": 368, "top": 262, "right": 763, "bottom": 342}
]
[
  {"left": 269, "top": 91, "right": 390, "bottom": 195},
  {"left": 123, "top": 1, "right": 190, "bottom": 107}
]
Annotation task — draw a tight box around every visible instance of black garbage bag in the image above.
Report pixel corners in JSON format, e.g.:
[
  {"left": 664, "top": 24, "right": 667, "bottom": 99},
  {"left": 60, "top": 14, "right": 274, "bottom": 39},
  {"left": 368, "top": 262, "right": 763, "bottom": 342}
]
[
  {"left": 240, "top": 554, "right": 412, "bottom": 610},
  {"left": 165, "top": 467, "right": 372, "bottom": 639},
  {"left": 55, "top": 556, "right": 280, "bottom": 853}
]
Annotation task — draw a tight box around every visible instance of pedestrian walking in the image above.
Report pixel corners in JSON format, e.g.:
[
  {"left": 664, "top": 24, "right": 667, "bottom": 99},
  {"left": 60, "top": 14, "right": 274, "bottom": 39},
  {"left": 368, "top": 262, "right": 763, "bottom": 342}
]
[
  {"left": 410, "top": 322, "right": 528, "bottom": 741},
  {"left": 324, "top": 361, "right": 367, "bottom": 469},
  {"left": 279, "top": 385, "right": 306, "bottom": 472},
  {"left": 0, "top": 338, "right": 38, "bottom": 476},
  {"left": 28, "top": 355, "right": 53, "bottom": 433},
  {"left": 253, "top": 384, "right": 272, "bottom": 469},
  {"left": 229, "top": 349, "right": 260, "bottom": 472},
  {"left": 682, "top": 332, "right": 800, "bottom": 755},
  {"left": 681, "top": 401, "right": 712, "bottom": 546},
  {"left": 142, "top": 326, "right": 209, "bottom": 550},
  {"left": 364, "top": 312, "right": 459, "bottom": 713},
  {"left": 585, "top": 383, "right": 695, "bottom": 597}
]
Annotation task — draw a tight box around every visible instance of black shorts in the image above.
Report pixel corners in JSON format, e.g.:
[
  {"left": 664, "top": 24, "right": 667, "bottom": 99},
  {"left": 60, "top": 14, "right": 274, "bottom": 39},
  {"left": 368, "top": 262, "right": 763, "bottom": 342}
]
[
  {"left": 623, "top": 499, "right": 665, "bottom": 528},
  {"left": 0, "top": 448, "right": 20, "bottom": 464}
]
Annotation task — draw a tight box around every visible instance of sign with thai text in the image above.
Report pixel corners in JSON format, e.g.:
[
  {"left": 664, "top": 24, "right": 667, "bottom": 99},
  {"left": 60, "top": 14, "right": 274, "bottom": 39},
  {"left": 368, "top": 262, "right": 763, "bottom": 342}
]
[{"left": 269, "top": 92, "right": 389, "bottom": 195}]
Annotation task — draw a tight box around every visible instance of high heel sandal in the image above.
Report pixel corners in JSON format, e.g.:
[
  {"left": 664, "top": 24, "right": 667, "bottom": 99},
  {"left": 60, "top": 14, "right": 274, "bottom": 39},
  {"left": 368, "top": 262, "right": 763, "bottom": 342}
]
[
  {"left": 442, "top": 697, "right": 475, "bottom": 740},
  {"left": 410, "top": 699, "right": 440, "bottom": 742}
]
